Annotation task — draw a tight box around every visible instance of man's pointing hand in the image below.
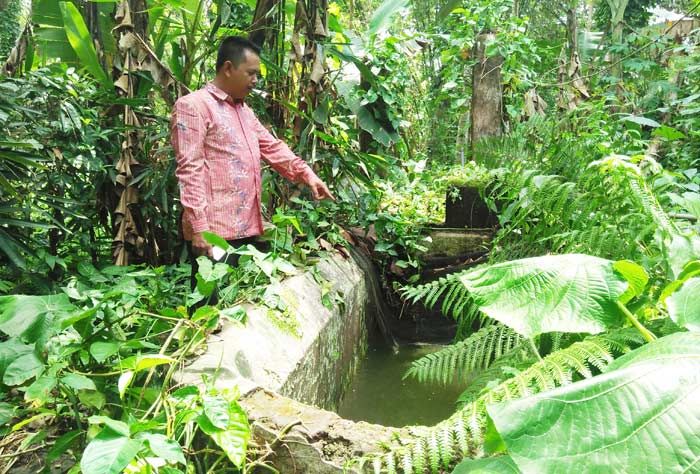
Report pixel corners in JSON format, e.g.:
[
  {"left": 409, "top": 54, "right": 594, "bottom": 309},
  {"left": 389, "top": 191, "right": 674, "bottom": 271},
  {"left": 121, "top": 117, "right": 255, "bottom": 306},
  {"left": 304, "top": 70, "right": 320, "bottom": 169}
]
[{"left": 308, "top": 176, "right": 335, "bottom": 201}]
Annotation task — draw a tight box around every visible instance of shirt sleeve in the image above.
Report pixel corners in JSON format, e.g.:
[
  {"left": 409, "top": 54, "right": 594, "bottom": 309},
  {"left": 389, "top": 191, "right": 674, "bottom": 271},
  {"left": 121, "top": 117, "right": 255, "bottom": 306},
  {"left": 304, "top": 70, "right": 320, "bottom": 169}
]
[
  {"left": 171, "top": 99, "right": 209, "bottom": 234},
  {"left": 251, "top": 111, "right": 318, "bottom": 185}
]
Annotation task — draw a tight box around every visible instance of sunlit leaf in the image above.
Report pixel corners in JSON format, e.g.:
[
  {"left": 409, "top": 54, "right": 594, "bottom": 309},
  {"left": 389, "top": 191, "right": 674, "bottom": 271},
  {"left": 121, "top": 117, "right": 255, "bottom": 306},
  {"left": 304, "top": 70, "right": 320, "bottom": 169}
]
[
  {"left": 137, "top": 432, "right": 186, "bottom": 465},
  {"left": 117, "top": 371, "right": 134, "bottom": 399},
  {"left": 80, "top": 428, "right": 142, "bottom": 474},
  {"left": 203, "top": 395, "right": 230, "bottom": 429},
  {"left": 486, "top": 332, "right": 700, "bottom": 473},
  {"left": 459, "top": 254, "right": 628, "bottom": 338},
  {"left": 619, "top": 115, "right": 661, "bottom": 128},
  {"left": 59, "top": 2, "right": 111, "bottom": 88},
  {"left": 369, "top": 0, "right": 409, "bottom": 36},
  {"left": 452, "top": 455, "right": 520, "bottom": 473},
  {"left": 197, "top": 399, "right": 250, "bottom": 468},
  {"left": 665, "top": 276, "right": 700, "bottom": 331}
]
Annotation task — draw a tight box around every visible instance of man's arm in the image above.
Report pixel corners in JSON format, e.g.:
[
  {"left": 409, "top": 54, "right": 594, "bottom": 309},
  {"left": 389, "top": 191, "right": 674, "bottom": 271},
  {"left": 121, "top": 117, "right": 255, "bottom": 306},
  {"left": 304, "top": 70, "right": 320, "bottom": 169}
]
[
  {"left": 251, "top": 112, "right": 334, "bottom": 200},
  {"left": 171, "top": 99, "right": 212, "bottom": 255}
]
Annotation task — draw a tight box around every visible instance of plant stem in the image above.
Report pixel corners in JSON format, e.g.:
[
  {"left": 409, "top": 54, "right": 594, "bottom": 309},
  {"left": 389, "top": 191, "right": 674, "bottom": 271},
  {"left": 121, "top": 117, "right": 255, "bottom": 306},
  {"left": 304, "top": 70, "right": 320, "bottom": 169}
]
[
  {"left": 616, "top": 301, "right": 656, "bottom": 342},
  {"left": 0, "top": 444, "right": 45, "bottom": 459},
  {"left": 528, "top": 338, "right": 543, "bottom": 361}
]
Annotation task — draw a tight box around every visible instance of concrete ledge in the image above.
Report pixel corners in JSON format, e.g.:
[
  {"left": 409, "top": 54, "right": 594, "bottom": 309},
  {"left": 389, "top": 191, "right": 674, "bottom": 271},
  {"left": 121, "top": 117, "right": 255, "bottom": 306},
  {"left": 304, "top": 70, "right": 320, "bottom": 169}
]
[
  {"left": 179, "top": 251, "right": 372, "bottom": 410},
  {"left": 241, "top": 388, "right": 413, "bottom": 473},
  {"left": 178, "top": 250, "right": 403, "bottom": 471},
  {"left": 421, "top": 228, "right": 493, "bottom": 259}
]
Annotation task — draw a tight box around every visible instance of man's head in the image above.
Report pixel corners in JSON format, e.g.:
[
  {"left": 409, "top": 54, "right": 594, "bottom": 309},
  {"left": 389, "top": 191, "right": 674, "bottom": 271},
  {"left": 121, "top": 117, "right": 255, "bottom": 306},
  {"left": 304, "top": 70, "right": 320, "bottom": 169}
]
[{"left": 215, "top": 36, "right": 261, "bottom": 100}]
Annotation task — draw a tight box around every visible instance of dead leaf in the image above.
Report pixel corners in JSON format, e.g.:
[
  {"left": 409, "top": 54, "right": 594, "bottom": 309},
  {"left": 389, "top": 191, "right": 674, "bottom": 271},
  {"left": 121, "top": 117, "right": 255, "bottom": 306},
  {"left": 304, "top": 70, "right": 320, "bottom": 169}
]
[
  {"left": 389, "top": 260, "right": 406, "bottom": 276},
  {"left": 318, "top": 238, "right": 333, "bottom": 251},
  {"left": 335, "top": 245, "right": 350, "bottom": 259}
]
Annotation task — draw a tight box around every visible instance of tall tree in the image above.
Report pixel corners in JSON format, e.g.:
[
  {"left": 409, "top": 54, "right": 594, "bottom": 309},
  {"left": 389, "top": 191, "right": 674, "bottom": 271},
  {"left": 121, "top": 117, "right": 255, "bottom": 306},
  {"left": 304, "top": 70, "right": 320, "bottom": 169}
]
[
  {"left": 470, "top": 30, "right": 503, "bottom": 155},
  {"left": 607, "top": 0, "right": 630, "bottom": 84},
  {"left": 111, "top": 0, "right": 150, "bottom": 266}
]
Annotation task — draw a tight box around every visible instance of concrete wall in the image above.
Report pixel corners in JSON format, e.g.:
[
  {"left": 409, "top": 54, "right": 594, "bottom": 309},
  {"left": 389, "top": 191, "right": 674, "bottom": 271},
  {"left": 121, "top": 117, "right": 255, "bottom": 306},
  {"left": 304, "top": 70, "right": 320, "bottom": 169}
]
[
  {"left": 179, "top": 250, "right": 373, "bottom": 411},
  {"left": 240, "top": 388, "right": 411, "bottom": 473}
]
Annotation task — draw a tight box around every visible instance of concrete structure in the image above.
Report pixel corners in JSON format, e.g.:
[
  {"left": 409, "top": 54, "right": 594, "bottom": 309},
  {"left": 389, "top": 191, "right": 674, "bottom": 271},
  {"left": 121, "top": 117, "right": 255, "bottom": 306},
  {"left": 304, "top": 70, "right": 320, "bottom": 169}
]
[
  {"left": 179, "top": 250, "right": 405, "bottom": 472},
  {"left": 179, "top": 251, "right": 372, "bottom": 411},
  {"left": 179, "top": 231, "right": 492, "bottom": 471}
]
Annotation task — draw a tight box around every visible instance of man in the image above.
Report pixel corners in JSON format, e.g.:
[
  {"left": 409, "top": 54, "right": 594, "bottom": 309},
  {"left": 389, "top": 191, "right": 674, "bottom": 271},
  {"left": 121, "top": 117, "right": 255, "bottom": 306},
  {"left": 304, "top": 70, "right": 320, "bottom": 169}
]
[{"left": 171, "top": 36, "right": 334, "bottom": 297}]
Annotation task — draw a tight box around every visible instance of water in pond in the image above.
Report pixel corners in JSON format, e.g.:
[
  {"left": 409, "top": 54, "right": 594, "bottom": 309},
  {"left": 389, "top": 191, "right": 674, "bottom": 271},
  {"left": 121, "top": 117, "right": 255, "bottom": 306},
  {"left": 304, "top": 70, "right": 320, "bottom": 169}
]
[{"left": 338, "top": 343, "right": 466, "bottom": 427}]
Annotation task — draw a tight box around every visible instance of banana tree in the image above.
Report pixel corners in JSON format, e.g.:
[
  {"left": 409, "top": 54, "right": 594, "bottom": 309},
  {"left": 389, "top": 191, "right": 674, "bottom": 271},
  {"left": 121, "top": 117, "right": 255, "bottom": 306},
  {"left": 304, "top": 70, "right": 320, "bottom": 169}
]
[{"left": 606, "top": 0, "right": 629, "bottom": 85}]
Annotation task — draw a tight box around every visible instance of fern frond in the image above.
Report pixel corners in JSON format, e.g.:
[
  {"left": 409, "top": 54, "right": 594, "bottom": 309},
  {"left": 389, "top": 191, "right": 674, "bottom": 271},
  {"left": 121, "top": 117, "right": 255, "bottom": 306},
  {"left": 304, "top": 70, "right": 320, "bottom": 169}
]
[
  {"left": 439, "top": 426, "right": 453, "bottom": 469},
  {"left": 404, "top": 324, "right": 524, "bottom": 385},
  {"left": 412, "top": 439, "right": 426, "bottom": 473},
  {"left": 364, "top": 329, "right": 645, "bottom": 473},
  {"left": 628, "top": 174, "right": 679, "bottom": 236},
  {"left": 456, "top": 351, "right": 535, "bottom": 407},
  {"left": 385, "top": 453, "right": 396, "bottom": 474},
  {"left": 401, "top": 269, "right": 478, "bottom": 323}
]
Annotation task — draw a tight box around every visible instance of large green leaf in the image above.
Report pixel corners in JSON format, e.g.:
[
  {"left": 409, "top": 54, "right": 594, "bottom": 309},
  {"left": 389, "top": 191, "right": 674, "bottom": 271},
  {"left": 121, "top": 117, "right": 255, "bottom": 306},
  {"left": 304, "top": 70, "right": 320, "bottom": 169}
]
[
  {"left": 452, "top": 455, "right": 520, "bottom": 473},
  {"left": 665, "top": 277, "right": 700, "bottom": 332},
  {"left": 0, "top": 338, "right": 33, "bottom": 379},
  {"left": 203, "top": 395, "right": 230, "bottom": 429},
  {"left": 80, "top": 428, "right": 143, "bottom": 474},
  {"left": 368, "top": 0, "right": 409, "bottom": 36},
  {"left": 357, "top": 107, "right": 398, "bottom": 147},
  {"left": 58, "top": 2, "right": 111, "bottom": 88},
  {"left": 336, "top": 80, "right": 399, "bottom": 147},
  {"left": 33, "top": 0, "right": 63, "bottom": 26},
  {"left": 32, "top": 0, "right": 77, "bottom": 64},
  {"left": 486, "top": 332, "right": 700, "bottom": 474},
  {"left": 604, "top": 331, "right": 699, "bottom": 370},
  {"left": 0, "top": 294, "right": 77, "bottom": 343},
  {"left": 137, "top": 433, "right": 186, "bottom": 465},
  {"left": 197, "top": 399, "right": 250, "bottom": 468},
  {"left": 3, "top": 352, "right": 44, "bottom": 386},
  {"left": 459, "top": 254, "right": 628, "bottom": 338},
  {"left": 90, "top": 341, "right": 120, "bottom": 363}
]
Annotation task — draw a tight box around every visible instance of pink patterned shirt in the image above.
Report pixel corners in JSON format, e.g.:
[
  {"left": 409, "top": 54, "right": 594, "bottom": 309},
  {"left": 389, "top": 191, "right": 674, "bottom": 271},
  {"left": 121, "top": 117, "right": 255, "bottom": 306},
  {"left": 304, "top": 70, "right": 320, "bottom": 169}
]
[{"left": 171, "top": 82, "right": 317, "bottom": 240}]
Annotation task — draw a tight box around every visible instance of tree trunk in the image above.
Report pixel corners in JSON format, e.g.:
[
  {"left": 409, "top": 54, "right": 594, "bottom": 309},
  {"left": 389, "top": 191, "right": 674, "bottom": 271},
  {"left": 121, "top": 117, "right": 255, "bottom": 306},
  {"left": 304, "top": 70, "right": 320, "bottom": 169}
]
[
  {"left": 470, "top": 31, "right": 503, "bottom": 157},
  {"left": 250, "top": 0, "right": 281, "bottom": 49},
  {"left": 111, "top": 0, "right": 149, "bottom": 265},
  {"left": 289, "top": 0, "right": 328, "bottom": 142},
  {"left": 2, "top": 21, "right": 30, "bottom": 76},
  {"left": 566, "top": 7, "right": 578, "bottom": 53},
  {"left": 607, "top": 0, "right": 629, "bottom": 93},
  {"left": 558, "top": 5, "right": 589, "bottom": 110}
]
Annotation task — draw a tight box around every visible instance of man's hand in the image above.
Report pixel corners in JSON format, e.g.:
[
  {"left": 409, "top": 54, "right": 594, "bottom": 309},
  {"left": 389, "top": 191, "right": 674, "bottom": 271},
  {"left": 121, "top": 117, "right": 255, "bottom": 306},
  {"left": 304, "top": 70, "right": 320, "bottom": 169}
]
[
  {"left": 307, "top": 176, "right": 335, "bottom": 201},
  {"left": 192, "top": 232, "right": 213, "bottom": 257}
]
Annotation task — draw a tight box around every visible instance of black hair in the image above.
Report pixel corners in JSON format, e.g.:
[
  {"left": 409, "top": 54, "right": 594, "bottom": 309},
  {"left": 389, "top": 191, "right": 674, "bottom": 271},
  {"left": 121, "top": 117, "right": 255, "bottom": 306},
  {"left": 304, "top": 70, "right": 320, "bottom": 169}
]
[{"left": 216, "top": 36, "right": 261, "bottom": 72}]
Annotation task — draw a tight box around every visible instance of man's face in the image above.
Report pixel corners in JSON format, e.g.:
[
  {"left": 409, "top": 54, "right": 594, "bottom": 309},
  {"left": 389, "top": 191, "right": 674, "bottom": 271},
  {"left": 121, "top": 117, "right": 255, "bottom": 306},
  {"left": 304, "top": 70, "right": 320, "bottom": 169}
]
[{"left": 220, "top": 49, "right": 260, "bottom": 100}]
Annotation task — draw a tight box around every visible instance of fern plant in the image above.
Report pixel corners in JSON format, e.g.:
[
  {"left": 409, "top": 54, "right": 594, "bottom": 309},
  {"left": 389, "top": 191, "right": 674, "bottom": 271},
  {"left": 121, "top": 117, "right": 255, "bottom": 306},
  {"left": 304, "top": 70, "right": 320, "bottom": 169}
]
[
  {"left": 402, "top": 269, "right": 479, "bottom": 325},
  {"left": 365, "top": 330, "right": 647, "bottom": 473},
  {"left": 473, "top": 122, "right": 681, "bottom": 270},
  {"left": 366, "top": 252, "right": 663, "bottom": 473},
  {"left": 404, "top": 324, "right": 524, "bottom": 385}
]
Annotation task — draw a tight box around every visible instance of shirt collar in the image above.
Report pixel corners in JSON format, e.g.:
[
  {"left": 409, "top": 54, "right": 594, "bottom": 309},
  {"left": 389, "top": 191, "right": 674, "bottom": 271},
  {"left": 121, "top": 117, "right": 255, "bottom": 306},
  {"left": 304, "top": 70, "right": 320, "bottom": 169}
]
[{"left": 206, "top": 82, "right": 244, "bottom": 105}]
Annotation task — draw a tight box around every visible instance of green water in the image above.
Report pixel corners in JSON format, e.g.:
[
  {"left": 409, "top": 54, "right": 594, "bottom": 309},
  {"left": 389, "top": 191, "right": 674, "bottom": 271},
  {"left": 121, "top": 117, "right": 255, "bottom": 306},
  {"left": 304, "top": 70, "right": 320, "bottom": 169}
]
[{"left": 338, "top": 343, "right": 467, "bottom": 427}]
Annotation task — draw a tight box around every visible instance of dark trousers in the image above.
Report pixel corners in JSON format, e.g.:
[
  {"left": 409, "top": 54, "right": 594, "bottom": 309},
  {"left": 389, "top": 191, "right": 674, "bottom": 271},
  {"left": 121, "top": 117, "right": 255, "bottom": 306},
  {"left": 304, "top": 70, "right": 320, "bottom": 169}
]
[{"left": 188, "top": 236, "right": 266, "bottom": 309}]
